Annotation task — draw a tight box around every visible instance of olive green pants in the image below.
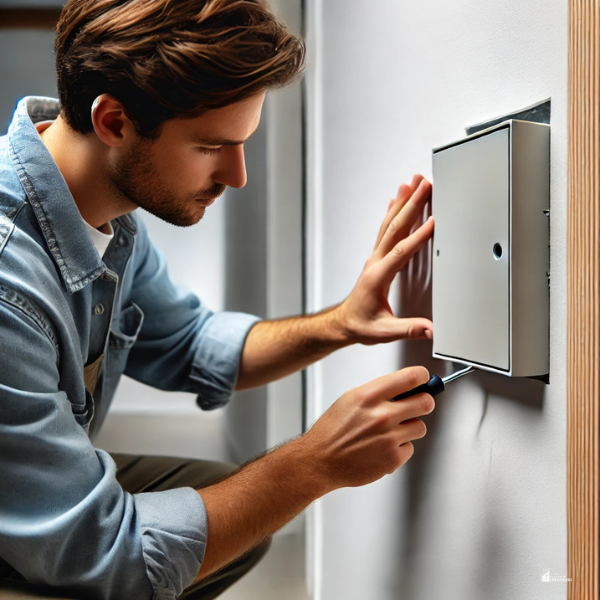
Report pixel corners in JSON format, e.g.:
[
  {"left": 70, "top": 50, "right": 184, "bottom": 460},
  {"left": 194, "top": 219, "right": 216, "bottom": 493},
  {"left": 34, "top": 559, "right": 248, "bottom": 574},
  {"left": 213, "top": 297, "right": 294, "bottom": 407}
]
[{"left": 0, "top": 454, "right": 271, "bottom": 600}]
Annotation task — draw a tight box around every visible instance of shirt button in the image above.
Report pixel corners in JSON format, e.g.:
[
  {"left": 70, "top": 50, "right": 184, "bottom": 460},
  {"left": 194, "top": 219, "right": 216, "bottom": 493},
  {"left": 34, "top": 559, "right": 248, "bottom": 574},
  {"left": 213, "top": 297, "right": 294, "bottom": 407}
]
[{"left": 94, "top": 304, "right": 105, "bottom": 315}]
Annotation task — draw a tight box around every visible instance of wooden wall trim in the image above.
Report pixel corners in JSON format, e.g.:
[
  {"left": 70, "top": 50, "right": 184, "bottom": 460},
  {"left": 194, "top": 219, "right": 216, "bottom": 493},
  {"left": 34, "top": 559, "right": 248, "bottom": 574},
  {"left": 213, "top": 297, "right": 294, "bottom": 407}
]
[
  {"left": 568, "top": 0, "right": 600, "bottom": 597},
  {"left": 0, "top": 9, "right": 61, "bottom": 29}
]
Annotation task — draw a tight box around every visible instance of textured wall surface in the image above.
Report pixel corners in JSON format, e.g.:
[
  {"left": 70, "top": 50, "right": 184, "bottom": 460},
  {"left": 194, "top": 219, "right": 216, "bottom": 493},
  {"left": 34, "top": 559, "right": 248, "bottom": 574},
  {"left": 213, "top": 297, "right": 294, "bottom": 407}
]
[{"left": 308, "top": 1, "right": 568, "bottom": 598}]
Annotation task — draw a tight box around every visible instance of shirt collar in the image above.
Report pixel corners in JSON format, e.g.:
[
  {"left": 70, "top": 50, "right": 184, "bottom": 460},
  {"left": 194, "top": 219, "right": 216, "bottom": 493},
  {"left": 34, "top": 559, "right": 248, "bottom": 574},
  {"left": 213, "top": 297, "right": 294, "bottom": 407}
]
[{"left": 7, "top": 96, "right": 108, "bottom": 293}]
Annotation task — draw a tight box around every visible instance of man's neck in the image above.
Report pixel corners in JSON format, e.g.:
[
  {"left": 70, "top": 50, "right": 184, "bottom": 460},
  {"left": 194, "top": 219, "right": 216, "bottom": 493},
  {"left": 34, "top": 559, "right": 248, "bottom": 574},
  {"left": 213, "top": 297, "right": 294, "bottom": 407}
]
[{"left": 38, "top": 115, "right": 136, "bottom": 229}]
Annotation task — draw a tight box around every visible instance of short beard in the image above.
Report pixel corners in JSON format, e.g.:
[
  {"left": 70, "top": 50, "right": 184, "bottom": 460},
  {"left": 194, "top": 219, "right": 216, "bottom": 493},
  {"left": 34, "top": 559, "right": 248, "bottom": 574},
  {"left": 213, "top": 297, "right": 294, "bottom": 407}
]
[{"left": 109, "top": 139, "right": 226, "bottom": 227}]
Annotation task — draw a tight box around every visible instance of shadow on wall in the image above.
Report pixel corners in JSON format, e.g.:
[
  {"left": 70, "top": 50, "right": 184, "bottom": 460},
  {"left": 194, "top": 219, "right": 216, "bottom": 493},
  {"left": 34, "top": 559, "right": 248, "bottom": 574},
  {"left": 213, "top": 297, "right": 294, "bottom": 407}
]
[
  {"left": 391, "top": 224, "right": 546, "bottom": 595},
  {"left": 223, "top": 115, "right": 269, "bottom": 465}
]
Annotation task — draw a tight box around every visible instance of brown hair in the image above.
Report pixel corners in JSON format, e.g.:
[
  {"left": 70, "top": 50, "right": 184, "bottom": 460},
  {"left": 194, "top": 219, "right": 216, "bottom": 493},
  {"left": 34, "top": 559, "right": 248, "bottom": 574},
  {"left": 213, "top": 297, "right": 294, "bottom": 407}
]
[{"left": 55, "top": 0, "right": 305, "bottom": 138}]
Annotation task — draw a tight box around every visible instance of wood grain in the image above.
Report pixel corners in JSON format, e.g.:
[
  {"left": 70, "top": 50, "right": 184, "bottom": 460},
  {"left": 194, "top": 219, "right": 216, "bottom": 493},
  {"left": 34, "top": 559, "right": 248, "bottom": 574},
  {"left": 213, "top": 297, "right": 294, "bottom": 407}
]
[{"left": 568, "top": 0, "right": 600, "bottom": 597}]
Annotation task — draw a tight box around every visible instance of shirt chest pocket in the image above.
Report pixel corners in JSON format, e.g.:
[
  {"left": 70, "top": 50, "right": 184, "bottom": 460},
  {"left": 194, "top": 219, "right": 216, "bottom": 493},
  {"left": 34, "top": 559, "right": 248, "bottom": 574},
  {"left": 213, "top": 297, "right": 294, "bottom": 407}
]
[
  {"left": 80, "top": 302, "right": 144, "bottom": 406},
  {"left": 100, "top": 301, "right": 144, "bottom": 400},
  {"left": 109, "top": 301, "right": 145, "bottom": 351}
]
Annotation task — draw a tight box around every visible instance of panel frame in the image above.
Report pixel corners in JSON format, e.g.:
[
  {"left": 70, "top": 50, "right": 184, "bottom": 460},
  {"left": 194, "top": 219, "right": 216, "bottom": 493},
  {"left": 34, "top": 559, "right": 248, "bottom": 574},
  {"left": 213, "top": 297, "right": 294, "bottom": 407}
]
[{"left": 431, "top": 119, "right": 550, "bottom": 377}]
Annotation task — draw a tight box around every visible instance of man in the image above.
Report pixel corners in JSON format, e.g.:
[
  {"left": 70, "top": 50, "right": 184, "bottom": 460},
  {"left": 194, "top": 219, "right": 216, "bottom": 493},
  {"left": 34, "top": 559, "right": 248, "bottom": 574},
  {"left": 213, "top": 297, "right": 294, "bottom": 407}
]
[{"left": 0, "top": 0, "right": 436, "bottom": 598}]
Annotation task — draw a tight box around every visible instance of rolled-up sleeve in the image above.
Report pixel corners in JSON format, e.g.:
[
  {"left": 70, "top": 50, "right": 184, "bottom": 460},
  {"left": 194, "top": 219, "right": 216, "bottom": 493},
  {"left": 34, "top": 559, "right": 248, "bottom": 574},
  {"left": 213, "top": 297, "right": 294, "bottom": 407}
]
[
  {"left": 0, "top": 296, "right": 207, "bottom": 600},
  {"left": 189, "top": 310, "right": 260, "bottom": 409},
  {"left": 135, "top": 489, "right": 207, "bottom": 599},
  {"left": 123, "top": 218, "right": 260, "bottom": 409}
]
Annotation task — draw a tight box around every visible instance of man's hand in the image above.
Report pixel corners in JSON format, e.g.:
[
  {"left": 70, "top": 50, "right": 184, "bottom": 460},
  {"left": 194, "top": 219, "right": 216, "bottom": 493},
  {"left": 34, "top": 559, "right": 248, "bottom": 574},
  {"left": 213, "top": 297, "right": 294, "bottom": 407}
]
[
  {"left": 236, "top": 175, "right": 434, "bottom": 390},
  {"left": 196, "top": 366, "right": 434, "bottom": 580},
  {"left": 303, "top": 365, "right": 433, "bottom": 488},
  {"left": 333, "top": 174, "right": 434, "bottom": 345}
]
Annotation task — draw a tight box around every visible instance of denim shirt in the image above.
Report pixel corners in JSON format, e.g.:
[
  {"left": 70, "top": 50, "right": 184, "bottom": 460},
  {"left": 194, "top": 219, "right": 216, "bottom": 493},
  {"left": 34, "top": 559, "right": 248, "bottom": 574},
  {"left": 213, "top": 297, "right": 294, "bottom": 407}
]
[{"left": 0, "top": 97, "right": 260, "bottom": 599}]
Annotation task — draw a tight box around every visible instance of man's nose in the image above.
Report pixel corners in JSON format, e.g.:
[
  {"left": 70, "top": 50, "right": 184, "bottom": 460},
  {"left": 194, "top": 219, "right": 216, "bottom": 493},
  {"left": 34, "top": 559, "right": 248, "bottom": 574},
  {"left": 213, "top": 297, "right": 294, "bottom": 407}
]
[{"left": 214, "top": 144, "right": 247, "bottom": 189}]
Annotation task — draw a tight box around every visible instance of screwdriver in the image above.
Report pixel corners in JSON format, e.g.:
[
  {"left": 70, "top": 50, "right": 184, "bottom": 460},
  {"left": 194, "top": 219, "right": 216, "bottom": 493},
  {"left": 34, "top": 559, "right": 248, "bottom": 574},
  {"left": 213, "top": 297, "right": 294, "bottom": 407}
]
[{"left": 391, "top": 365, "right": 475, "bottom": 401}]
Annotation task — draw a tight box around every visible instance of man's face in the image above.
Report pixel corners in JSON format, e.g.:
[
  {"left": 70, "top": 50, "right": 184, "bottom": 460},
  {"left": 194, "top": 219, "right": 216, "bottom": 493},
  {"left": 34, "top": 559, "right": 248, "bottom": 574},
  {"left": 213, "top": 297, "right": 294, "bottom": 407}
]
[{"left": 109, "top": 92, "right": 266, "bottom": 227}]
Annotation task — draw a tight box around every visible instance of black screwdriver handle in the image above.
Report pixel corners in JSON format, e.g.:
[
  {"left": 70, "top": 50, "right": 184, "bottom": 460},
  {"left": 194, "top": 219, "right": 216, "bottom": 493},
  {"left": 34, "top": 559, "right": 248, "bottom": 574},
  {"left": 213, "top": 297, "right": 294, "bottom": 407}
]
[{"left": 391, "top": 375, "right": 445, "bottom": 401}]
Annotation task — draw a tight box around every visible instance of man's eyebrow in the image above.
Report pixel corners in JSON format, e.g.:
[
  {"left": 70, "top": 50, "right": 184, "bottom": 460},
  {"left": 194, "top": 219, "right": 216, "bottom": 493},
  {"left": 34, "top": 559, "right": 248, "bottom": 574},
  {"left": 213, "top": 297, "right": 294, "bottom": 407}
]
[{"left": 191, "top": 124, "right": 260, "bottom": 146}]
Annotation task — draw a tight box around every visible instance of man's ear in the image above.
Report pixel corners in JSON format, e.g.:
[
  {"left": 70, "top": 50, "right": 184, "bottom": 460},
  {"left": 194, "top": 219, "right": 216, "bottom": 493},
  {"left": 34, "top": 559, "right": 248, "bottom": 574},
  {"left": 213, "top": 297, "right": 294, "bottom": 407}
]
[{"left": 91, "top": 93, "right": 137, "bottom": 147}]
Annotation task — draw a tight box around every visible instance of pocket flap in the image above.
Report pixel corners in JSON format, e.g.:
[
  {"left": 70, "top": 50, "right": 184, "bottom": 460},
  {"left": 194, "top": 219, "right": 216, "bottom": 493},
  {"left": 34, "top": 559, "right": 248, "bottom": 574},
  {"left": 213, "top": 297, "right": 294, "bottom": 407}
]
[{"left": 109, "top": 301, "right": 144, "bottom": 350}]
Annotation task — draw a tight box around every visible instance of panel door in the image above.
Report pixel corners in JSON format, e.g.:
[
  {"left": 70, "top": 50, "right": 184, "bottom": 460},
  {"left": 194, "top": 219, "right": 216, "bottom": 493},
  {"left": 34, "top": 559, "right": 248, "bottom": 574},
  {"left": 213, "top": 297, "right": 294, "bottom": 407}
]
[{"left": 432, "top": 127, "right": 510, "bottom": 370}]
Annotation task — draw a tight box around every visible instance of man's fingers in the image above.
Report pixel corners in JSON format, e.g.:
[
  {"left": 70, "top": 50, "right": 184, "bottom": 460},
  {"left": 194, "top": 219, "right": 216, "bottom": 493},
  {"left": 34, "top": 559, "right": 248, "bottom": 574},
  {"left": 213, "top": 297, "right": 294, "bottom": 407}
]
[
  {"left": 390, "top": 394, "right": 435, "bottom": 427},
  {"left": 374, "top": 316, "right": 433, "bottom": 341},
  {"left": 396, "top": 418, "right": 428, "bottom": 442},
  {"left": 372, "top": 216, "right": 434, "bottom": 286},
  {"left": 372, "top": 394, "right": 435, "bottom": 432},
  {"left": 373, "top": 176, "right": 424, "bottom": 250},
  {"left": 407, "top": 173, "right": 424, "bottom": 192},
  {"left": 401, "top": 174, "right": 424, "bottom": 202},
  {"left": 359, "top": 366, "right": 430, "bottom": 406},
  {"left": 397, "top": 441, "right": 415, "bottom": 463},
  {"left": 376, "top": 178, "right": 432, "bottom": 257},
  {"left": 373, "top": 184, "right": 413, "bottom": 251},
  {"left": 381, "top": 393, "right": 435, "bottom": 435}
]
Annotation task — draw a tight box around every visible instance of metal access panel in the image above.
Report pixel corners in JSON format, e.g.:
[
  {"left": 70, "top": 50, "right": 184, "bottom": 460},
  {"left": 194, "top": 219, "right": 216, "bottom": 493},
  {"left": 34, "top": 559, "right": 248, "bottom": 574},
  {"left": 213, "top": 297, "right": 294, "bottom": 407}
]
[{"left": 431, "top": 120, "right": 550, "bottom": 377}]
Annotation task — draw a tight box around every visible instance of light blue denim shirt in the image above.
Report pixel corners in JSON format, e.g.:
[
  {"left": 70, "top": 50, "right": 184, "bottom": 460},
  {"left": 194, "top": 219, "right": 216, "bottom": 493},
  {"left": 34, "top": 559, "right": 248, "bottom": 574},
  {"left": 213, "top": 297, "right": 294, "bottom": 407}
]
[{"left": 0, "top": 97, "right": 260, "bottom": 599}]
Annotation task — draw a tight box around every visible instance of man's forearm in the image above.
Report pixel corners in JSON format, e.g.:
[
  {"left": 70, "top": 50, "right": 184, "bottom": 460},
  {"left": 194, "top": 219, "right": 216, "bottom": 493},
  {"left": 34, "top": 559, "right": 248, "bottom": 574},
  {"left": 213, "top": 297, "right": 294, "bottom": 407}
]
[
  {"left": 236, "top": 304, "right": 352, "bottom": 390},
  {"left": 194, "top": 436, "right": 329, "bottom": 581},
  {"left": 194, "top": 366, "right": 434, "bottom": 583}
]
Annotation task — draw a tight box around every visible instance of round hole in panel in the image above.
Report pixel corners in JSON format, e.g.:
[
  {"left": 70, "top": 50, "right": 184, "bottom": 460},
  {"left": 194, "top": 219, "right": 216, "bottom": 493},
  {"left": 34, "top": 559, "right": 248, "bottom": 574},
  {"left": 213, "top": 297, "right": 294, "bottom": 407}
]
[{"left": 493, "top": 243, "right": 503, "bottom": 260}]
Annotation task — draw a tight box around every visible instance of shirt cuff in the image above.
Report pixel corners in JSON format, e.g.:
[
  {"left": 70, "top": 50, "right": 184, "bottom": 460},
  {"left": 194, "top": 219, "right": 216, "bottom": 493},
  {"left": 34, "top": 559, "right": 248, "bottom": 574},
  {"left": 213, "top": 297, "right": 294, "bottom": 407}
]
[
  {"left": 190, "top": 311, "right": 260, "bottom": 410},
  {"left": 134, "top": 487, "right": 207, "bottom": 600}
]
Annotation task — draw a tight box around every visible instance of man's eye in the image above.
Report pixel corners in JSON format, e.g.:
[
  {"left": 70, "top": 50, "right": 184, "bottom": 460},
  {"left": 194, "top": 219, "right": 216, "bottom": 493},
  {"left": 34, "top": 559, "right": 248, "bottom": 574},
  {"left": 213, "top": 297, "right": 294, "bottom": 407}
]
[{"left": 198, "top": 147, "right": 221, "bottom": 156}]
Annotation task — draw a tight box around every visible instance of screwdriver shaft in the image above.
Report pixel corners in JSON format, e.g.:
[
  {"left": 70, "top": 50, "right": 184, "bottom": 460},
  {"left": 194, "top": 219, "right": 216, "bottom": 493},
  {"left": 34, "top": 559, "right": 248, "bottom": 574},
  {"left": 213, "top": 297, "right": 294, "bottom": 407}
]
[
  {"left": 442, "top": 365, "right": 475, "bottom": 385},
  {"left": 391, "top": 365, "right": 475, "bottom": 401}
]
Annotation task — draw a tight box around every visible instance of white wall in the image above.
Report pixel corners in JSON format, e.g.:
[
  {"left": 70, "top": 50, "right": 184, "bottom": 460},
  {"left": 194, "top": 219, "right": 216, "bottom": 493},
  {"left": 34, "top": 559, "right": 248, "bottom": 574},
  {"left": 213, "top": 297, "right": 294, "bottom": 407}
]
[{"left": 305, "top": 1, "right": 568, "bottom": 599}]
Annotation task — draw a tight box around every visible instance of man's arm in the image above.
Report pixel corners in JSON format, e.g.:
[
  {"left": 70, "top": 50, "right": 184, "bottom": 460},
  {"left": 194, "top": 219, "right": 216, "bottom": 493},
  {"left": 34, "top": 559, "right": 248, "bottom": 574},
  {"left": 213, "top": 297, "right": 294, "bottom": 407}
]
[
  {"left": 0, "top": 295, "right": 165, "bottom": 599},
  {"left": 236, "top": 175, "right": 434, "bottom": 390},
  {"left": 195, "top": 365, "right": 434, "bottom": 581}
]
